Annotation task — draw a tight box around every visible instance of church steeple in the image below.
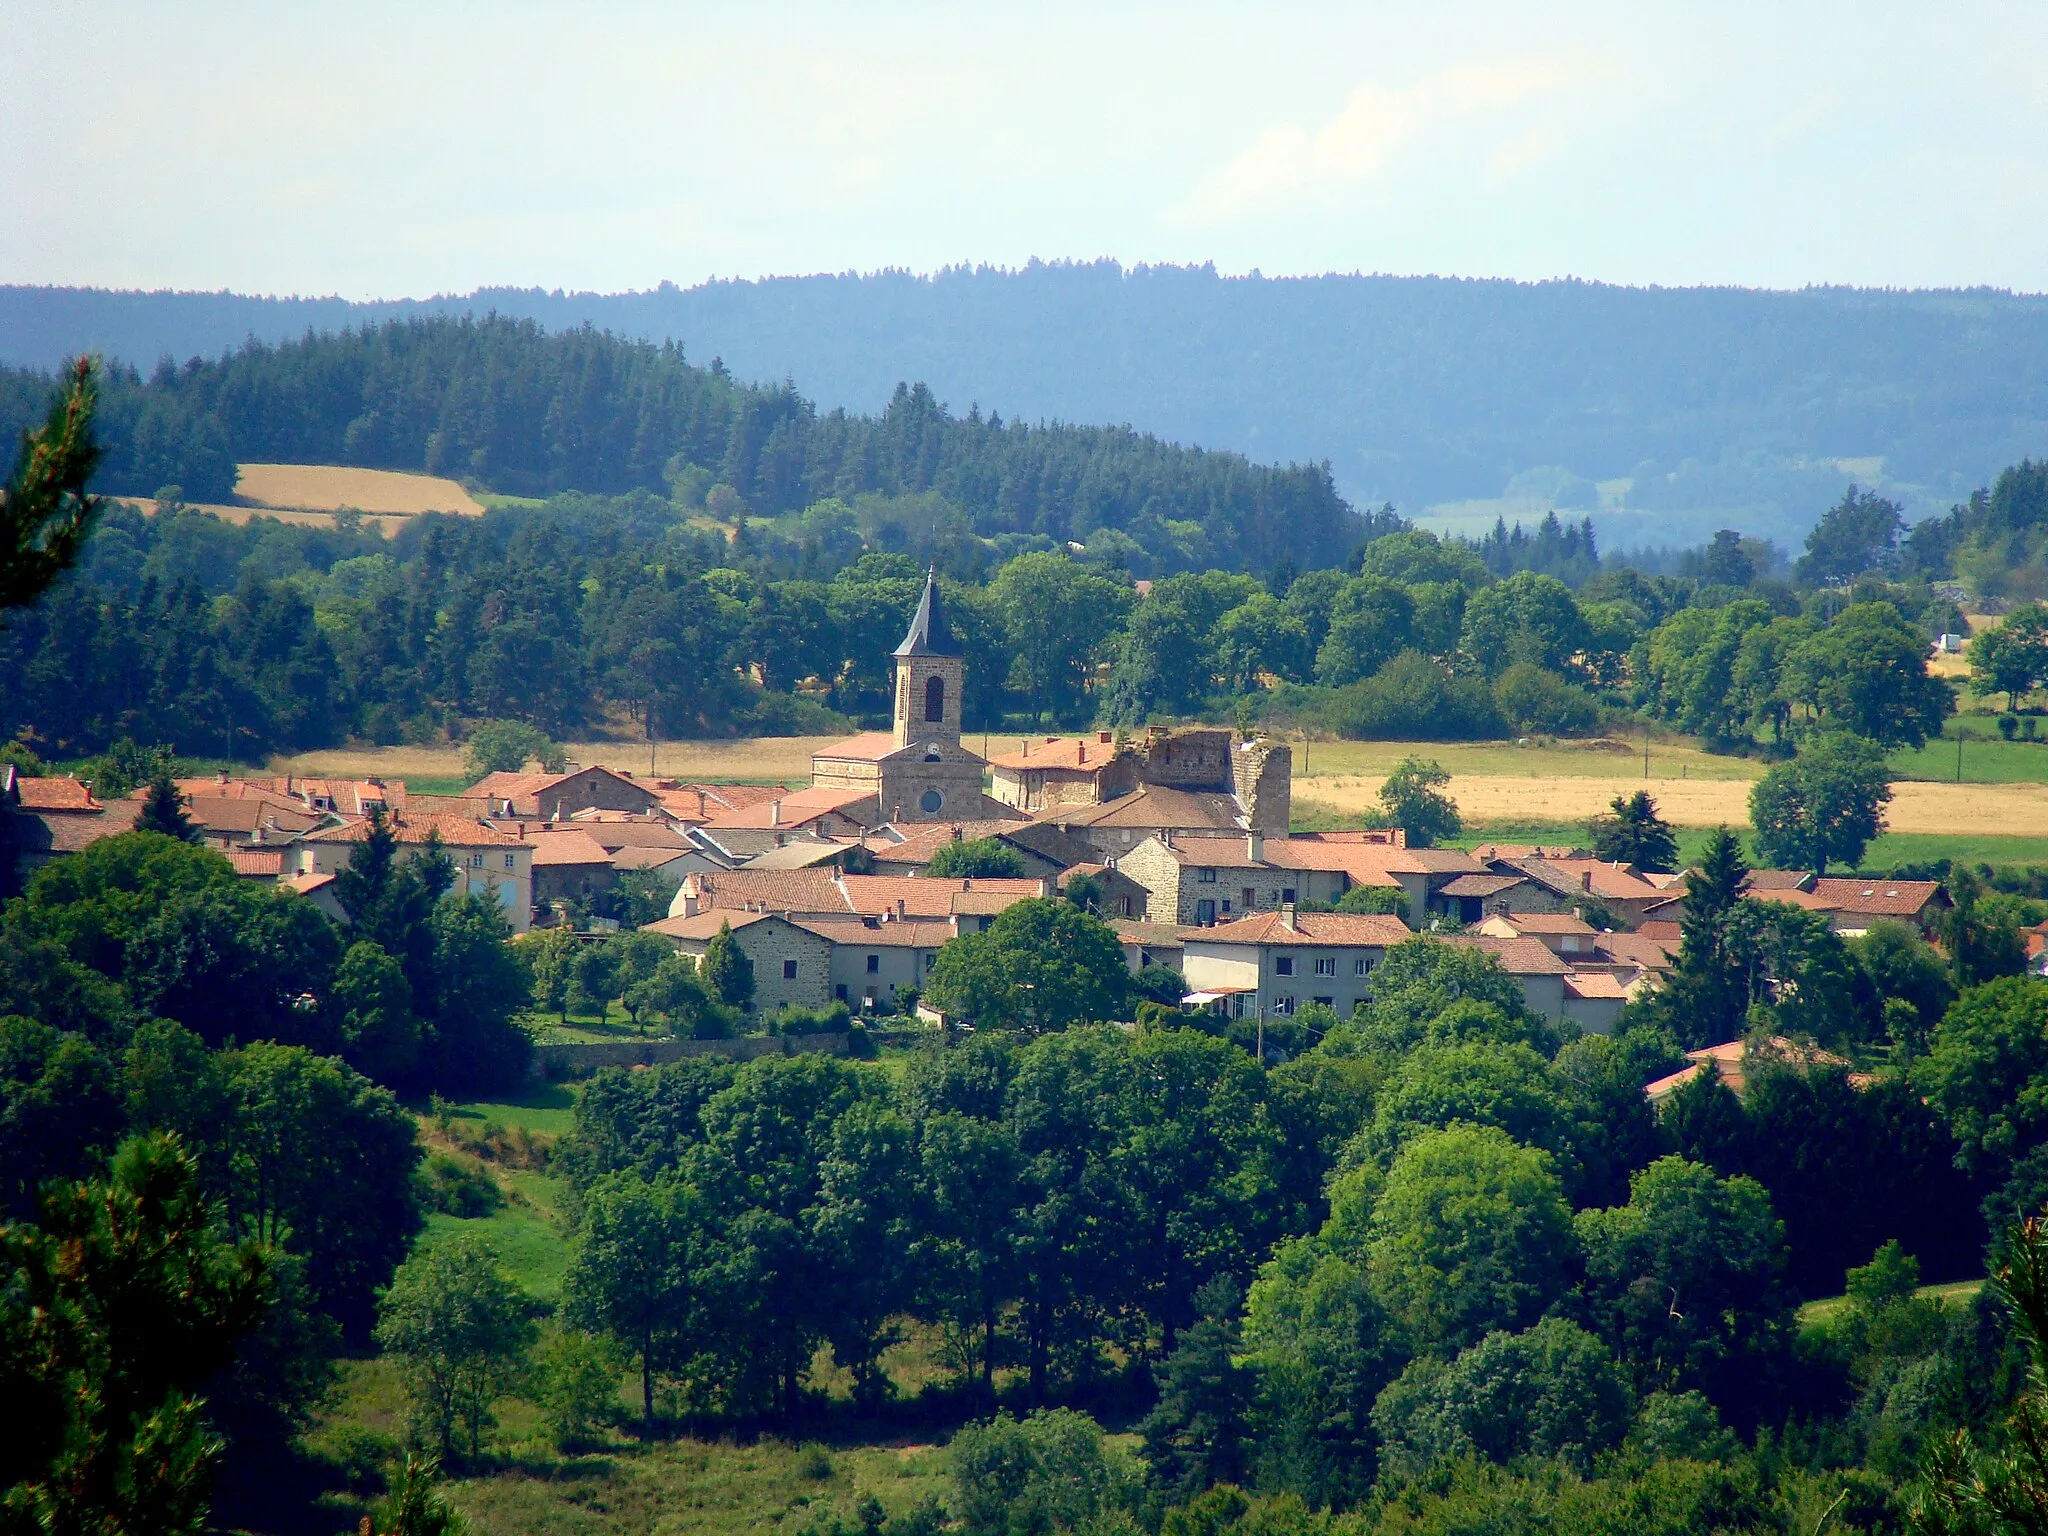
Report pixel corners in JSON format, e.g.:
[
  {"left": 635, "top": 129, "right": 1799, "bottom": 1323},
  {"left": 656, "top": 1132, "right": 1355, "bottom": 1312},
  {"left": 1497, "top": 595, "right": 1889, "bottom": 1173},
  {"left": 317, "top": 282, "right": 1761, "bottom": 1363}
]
[
  {"left": 893, "top": 565, "right": 959, "bottom": 658},
  {"left": 892, "top": 566, "right": 963, "bottom": 748}
]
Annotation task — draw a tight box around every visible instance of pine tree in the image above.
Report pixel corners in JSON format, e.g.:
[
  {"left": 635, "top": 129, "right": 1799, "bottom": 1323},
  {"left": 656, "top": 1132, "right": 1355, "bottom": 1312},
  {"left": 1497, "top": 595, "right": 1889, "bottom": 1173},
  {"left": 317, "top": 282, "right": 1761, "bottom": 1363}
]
[
  {"left": 334, "top": 805, "right": 400, "bottom": 929},
  {"left": 700, "top": 920, "right": 755, "bottom": 1011},
  {"left": 1650, "top": 826, "right": 1752, "bottom": 1048},
  {"left": 134, "top": 770, "right": 198, "bottom": 842},
  {"left": 2, "top": 358, "right": 103, "bottom": 611},
  {"left": 1589, "top": 790, "right": 1678, "bottom": 873}
]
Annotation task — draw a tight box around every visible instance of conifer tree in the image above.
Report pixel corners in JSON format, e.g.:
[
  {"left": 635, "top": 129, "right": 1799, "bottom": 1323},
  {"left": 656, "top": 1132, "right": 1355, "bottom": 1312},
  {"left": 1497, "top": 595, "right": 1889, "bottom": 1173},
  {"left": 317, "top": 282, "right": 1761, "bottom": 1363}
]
[
  {"left": 700, "top": 920, "right": 755, "bottom": 1011},
  {"left": 1, "top": 357, "right": 103, "bottom": 611},
  {"left": 135, "top": 770, "right": 199, "bottom": 842}
]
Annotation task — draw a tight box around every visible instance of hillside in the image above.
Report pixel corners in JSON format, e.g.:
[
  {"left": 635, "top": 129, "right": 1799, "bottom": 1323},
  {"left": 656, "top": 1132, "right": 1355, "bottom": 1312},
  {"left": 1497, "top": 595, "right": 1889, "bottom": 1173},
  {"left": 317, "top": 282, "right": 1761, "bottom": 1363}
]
[
  {"left": 0, "top": 316, "right": 1365, "bottom": 576},
  {"left": 8, "top": 266, "right": 2048, "bottom": 545}
]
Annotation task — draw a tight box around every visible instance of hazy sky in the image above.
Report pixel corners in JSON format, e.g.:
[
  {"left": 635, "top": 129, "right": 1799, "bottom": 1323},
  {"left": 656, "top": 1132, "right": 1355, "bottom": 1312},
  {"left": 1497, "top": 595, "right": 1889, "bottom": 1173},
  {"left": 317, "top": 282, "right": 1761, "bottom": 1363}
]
[{"left": 7, "top": 2, "right": 2047, "bottom": 297}]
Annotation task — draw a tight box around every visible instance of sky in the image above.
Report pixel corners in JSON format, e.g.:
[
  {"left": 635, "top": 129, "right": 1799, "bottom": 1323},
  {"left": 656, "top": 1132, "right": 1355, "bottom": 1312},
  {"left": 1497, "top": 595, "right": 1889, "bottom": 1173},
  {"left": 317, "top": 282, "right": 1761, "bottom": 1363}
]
[{"left": 6, "top": 1, "right": 2048, "bottom": 298}]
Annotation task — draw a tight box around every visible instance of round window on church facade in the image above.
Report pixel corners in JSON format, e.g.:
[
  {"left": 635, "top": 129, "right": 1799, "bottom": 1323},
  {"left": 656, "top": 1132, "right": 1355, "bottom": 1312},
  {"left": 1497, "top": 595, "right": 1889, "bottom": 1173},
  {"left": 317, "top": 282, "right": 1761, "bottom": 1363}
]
[{"left": 919, "top": 790, "right": 944, "bottom": 814}]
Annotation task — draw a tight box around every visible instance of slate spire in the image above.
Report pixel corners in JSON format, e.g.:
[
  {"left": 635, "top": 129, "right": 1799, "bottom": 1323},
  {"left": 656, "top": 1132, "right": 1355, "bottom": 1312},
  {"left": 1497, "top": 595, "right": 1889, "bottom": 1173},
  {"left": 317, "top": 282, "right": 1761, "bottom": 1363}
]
[{"left": 892, "top": 564, "right": 960, "bottom": 657}]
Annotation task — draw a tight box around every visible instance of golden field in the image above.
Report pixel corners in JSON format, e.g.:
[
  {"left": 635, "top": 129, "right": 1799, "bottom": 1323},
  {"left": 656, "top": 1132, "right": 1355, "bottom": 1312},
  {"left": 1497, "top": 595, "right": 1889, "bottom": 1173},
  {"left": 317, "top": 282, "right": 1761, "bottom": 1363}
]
[
  {"left": 234, "top": 463, "right": 487, "bottom": 517},
  {"left": 261, "top": 733, "right": 2048, "bottom": 836}
]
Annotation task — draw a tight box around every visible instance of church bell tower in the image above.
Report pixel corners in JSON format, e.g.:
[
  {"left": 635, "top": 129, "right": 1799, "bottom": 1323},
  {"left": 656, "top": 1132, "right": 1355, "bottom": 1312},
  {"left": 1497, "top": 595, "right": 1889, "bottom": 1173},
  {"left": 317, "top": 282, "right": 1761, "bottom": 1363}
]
[{"left": 892, "top": 566, "right": 964, "bottom": 749}]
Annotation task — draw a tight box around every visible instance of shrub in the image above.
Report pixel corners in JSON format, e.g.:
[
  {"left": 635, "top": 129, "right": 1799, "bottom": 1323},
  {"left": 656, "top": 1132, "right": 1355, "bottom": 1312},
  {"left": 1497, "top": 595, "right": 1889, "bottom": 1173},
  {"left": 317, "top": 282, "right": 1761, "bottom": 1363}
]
[
  {"left": 1327, "top": 651, "right": 1502, "bottom": 740},
  {"left": 1492, "top": 662, "right": 1601, "bottom": 736}
]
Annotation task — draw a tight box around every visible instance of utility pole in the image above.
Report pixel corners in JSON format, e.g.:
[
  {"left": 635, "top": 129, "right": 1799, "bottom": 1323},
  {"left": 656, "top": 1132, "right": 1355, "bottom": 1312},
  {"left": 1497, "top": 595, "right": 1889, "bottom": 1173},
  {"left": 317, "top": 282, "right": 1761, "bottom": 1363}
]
[
  {"left": 1255, "top": 1010, "right": 1264, "bottom": 1066},
  {"left": 1957, "top": 727, "right": 1964, "bottom": 783},
  {"left": 1644, "top": 726, "right": 1650, "bottom": 781}
]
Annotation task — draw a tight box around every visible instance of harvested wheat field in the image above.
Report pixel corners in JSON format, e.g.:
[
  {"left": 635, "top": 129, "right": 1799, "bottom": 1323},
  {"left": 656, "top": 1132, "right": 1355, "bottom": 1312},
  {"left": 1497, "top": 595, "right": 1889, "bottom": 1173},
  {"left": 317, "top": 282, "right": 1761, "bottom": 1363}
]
[
  {"left": 1298, "top": 772, "right": 2048, "bottom": 836},
  {"left": 235, "top": 463, "right": 487, "bottom": 517}
]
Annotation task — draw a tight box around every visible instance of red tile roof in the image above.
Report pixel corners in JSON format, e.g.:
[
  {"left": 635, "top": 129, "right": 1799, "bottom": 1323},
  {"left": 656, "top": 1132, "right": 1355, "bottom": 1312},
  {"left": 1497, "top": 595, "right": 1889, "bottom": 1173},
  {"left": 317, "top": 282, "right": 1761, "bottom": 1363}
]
[
  {"left": 811, "top": 731, "right": 904, "bottom": 763},
  {"left": 1645, "top": 1036, "right": 1860, "bottom": 1100},
  {"left": 795, "top": 916, "right": 958, "bottom": 948},
  {"left": 1439, "top": 934, "right": 1572, "bottom": 976},
  {"left": 1805, "top": 878, "right": 1947, "bottom": 917},
  {"left": 642, "top": 910, "right": 787, "bottom": 942},
  {"left": 1563, "top": 971, "right": 1630, "bottom": 1000},
  {"left": 304, "top": 812, "right": 524, "bottom": 847},
  {"left": 704, "top": 785, "right": 878, "bottom": 829},
  {"left": 1193, "top": 911, "right": 1412, "bottom": 946},
  {"left": 16, "top": 776, "right": 101, "bottom": 811},
  {"left": 1037, "top": 785, "right": 1244, "bottom": 831},
  {"left": 526, "top": 830, "right": 615, "bottom": 867},
  {"left": 987, "top": 734, "right": 1120, "bottom": 770},
  {"left": 223, "top": 847, "right": 285, "bottom": 877}
]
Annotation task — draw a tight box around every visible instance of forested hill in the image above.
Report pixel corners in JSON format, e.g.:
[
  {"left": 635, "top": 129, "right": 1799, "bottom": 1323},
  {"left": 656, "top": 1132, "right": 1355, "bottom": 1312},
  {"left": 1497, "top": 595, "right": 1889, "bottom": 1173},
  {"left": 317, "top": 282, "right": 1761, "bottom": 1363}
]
[
  {"left": 8, "top": 265, "right": 2048, "bottom": 544},
  {"left": 0, "top": 316, "right": 1364, "bottom": 574}
]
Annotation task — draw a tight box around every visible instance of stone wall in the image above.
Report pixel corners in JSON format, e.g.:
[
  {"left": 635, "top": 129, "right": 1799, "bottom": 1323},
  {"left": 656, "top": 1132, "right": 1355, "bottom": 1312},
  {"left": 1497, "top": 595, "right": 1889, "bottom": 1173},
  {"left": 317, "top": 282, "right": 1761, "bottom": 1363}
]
[
  {"left": 1233, "top": 737, "right": 1293, "bottom": 836},
  {"left": 1137, "top": 727, "right": 1234, "bottom": 790},
  {"left": 529, "top": 1032, "right": 848, "bottom": 1080}
]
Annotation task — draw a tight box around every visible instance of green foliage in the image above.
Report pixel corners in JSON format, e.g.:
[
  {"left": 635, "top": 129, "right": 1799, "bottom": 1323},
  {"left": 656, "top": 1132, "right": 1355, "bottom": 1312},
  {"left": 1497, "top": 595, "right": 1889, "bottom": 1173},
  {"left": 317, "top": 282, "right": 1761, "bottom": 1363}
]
[
  {"left": 1491, "top": 662, "right": 1600, "bottom": 736},
  {"left": 1143, "top": 1276, "right": 1255, "bottom": 1498},
  {"left": 1332, "top": 884, "right": 1409, "bottom": 920},
  {"left": 949, "top": 1408, "right": 1134, "bottom": 1536},
  {"left": 1373, "top": 758, "right": 1462, "bottom": 849},
  {"left": 333, "top": 940, "right": 423, "bottom": 1085},
  {"left": 0, "top": 1134, "right": 270, "bottom": 1535},
  {"left": 1589, "top": 790, "right": 1679, "bottom": 873},
  {"left": 1324, "top": 651, "right": 1503, "bottom": 742},
  {"left": 1969, "top": 603, "right": 2048, "bottom": 710},
  {"left": 515, "top": 924, "right": 578, "bottom": 1023},
  {"left": 375, "top": 1236, "right": 536, "bottom": 1465},
  {"left": 462, "top": 718, "right": 563, "bottom": 780},
  {"left": 1799, "top": 487, "right": 1906, "bottom": 583},
  {"left": 417, "top": 1153, "right": 503, "bottom": 1219},
  {"left": 1575, "top": 1156, "right": 1791, "bottom": 1409},
  {"left": 925, "top": 836, "right": 1027, "bottom": 880},
  {"left": 700, "top": 919, "right": 756, "bottom": 1010},
  {"left": 0, "top": 1013, "right": 122, "bottom": 1216},
  {"left": 1750, "top": 732, "right": 1893, "bottom": 874},
  {"left": 1366, "top": 1124, "right": 1577, "bottom": 1354},
  {"left": 1, "top": 357, "right": 103, "bottom": 611},
  {"left": 1372, "top": 1317, "right": 1632, "bottom": 1477},
  {"left": 924, "top": 898, "right": 1131, "bottom": 1031},
  {"left": 134, "top": 771, "right": 199, "bottom": 841},
  {"left": 1914, "top": 976, "right": 2048, "bottom": 1175},
  {"left": 1941, "top": 865, "right": 2031, "bottom": 988},
  {"left": 528, "top": 1325, "right": 624, "bottom": 1450}
]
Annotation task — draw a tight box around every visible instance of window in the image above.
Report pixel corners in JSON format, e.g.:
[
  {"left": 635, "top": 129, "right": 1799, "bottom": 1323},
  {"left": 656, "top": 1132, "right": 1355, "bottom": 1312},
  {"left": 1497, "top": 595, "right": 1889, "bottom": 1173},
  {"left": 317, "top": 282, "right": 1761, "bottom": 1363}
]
[
  {"left": 1282, "top": 886, "right": 1297, "bottom": 904},
  {"left": 1354, "top": 956, "right": 1371, "bottom": 976},
  {"left": 1275, "top": 956, "right": 1295, "bottom": 976},
  {"left": 1197, "top": 867, "right": 1217, "bottom": 883},
  {"left": 866, "top": 954, "right": 880, "bottom": 973},
  {"left": 925, "top": 673, "right": 946, "bottom": 722},
  {"left": 919, "top": 789, "right": 944, "bottom": 814},
  {"left": 1273, "top": 995, "right": 1296, "bottom": 1016},
  {"left": 925, "top": 952, "right": 937, "bottom": 971},
  {"left": 469, "top": 853, "right": 484, "bottom": 869},
  {"left": 1314, "top": 956, "right": 1336, "bottom": 976},
  {"left": 1241, "top": 887, "right": 1255, "bottom": 909},
  {"left": 1196, "top": 899, "right": 1216, "bottom": 924},
  {"left": 505, "top": 853, "right": 516, "bottom": 869},
  {"left": 835, "top": 984, "right": 848, "bottom": 1002},
  {"left": 783, "top": 959, "right": 798, "bottom": 980},
  {"left": 1313, "top": 996, "right": 1334, "bottom": 1008}
]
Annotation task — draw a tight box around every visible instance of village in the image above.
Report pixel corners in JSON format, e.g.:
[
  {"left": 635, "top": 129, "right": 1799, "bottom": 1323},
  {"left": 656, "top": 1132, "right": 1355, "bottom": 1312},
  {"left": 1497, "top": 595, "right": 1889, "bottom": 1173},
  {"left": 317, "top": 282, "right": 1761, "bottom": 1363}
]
[{"left": 1, "top": 569, "right": 1953, "bottom": 1067}]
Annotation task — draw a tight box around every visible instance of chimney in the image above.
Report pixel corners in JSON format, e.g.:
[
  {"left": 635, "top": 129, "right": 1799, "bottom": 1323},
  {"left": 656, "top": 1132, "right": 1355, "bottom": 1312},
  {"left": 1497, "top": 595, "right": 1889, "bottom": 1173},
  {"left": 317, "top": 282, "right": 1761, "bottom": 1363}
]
[
  {"left": 1023, "top": 739, "right": 1030, "bottom": 758},
  {"left": 1099, "top": 731, "right": 1112, "bottom": 744},
  {"left": 1580, "top": 870, "right": 1592, "bottom": 891},
  {"left": 216, "top": 767, "right": 229, "bottom": 787},
  {"left": 769, "top": 800, "right": 781, "bottom": 827},
  {"left": 1248, "top": 831, "right": 1264, "bottom": 863},
  {"left": 1280, "top": 902, "right": 1297, "bottom": 932},
  {"left": 896, "top": 898, "right": 908, "bottom": 921}
]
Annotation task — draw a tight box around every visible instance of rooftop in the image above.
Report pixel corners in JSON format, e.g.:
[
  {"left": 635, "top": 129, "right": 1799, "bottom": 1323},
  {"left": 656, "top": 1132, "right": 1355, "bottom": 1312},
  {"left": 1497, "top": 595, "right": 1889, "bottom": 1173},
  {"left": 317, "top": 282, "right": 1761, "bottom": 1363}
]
[
  {"left": 988, "top": 733, "right": 1121, "bottom": 771},
  {"left": 892, "top": 566, "right": 960, "bottom": 658},
  {"left": 525, "top": 830, "right": 615, "bottom": 867},
  {"left": 1191, "top": 910, "right": 1413, "bottom": 946},
  {"left": 304, "top": 812, "right": 524, "bottom": 847}
]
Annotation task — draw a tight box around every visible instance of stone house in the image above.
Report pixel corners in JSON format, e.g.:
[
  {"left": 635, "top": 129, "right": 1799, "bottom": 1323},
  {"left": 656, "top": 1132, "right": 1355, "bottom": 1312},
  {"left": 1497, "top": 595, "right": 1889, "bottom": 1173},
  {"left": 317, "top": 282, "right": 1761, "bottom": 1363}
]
[
  {"left": 1179, "top": 909, "right": 1413, "bottom": 1018},
  {"left": 640, "top": 910, "right": 834, "bottom": 1017},
  {"left": 794, "top": 915, "right": 958, "bottom": 1011},
  {"left": 296, "top": 812, "right": 536, "bottom": 933},
  {"left": 468, "top": 765, "right": 666, "bottom": 820}
]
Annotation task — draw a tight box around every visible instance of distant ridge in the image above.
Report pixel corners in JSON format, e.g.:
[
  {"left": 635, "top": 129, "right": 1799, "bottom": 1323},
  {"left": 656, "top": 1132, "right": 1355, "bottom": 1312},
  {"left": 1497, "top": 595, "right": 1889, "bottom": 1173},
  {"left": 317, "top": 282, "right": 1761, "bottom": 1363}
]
[{"left": 7, "top": 264, "right": 2048, "bottom": 545}]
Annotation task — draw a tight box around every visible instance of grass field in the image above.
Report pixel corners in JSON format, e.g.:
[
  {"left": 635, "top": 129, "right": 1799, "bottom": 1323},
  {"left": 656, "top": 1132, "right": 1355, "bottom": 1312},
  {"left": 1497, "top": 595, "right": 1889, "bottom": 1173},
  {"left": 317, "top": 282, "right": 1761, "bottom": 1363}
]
[{"left": 1798, "top": 1278, "right": 1984, "bottom": 1328}]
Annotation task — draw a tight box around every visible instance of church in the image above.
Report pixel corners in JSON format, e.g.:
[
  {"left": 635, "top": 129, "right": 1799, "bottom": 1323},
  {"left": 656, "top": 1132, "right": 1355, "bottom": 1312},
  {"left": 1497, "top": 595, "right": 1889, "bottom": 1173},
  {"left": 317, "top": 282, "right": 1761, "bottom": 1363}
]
[{"left": 809, "top": 568, "right": 1019, "bottom": 823}]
